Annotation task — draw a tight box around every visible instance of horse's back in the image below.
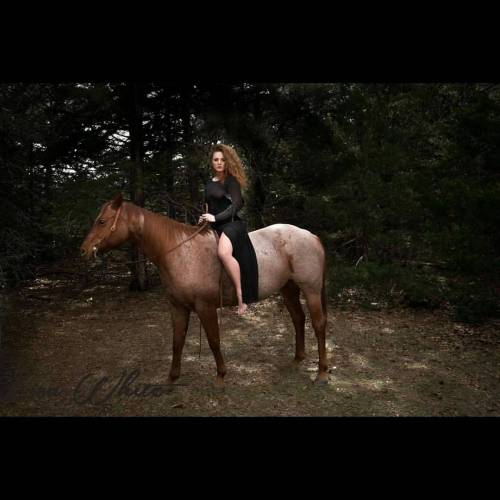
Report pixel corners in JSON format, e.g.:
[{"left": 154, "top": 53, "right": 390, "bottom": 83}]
[
  {"left": 249, "top": 224, "right": 325, "bottom": 297},
  {"left": 249, "top": 223, "right": 324, "bottom": 257}
]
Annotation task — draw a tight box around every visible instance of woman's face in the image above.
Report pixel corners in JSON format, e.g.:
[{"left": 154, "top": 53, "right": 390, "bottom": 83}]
[{"left": 211, "top": 151, "right": 226, "bottom": 175}]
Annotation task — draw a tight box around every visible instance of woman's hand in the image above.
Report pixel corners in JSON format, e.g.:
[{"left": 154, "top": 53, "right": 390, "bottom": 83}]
[{"left": 198, "top": 213, "right": 216, "bottom": 224}]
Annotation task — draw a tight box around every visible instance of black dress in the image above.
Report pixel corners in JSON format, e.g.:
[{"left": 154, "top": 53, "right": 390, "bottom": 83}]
[{"left": 204, "top": 175, "right": 259, "bottom": 304}]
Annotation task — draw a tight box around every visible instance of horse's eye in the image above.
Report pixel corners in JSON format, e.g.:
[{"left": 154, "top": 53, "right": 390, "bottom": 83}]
[{"left": 98, "top": 219, "right": 105, "bottom": 225}]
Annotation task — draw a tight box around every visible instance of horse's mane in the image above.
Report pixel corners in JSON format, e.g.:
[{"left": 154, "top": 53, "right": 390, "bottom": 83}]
[{"left": 126, "top": 202, "right": 211, "bottom": 257}]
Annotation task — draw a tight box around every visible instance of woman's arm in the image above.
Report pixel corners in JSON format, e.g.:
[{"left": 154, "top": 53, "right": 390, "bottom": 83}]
[
  {"left": 214, "top": 176, "right": 244, "bottom": 222},
  {"left": 199, "top": 186, "right": 214, "bottom": 224}
]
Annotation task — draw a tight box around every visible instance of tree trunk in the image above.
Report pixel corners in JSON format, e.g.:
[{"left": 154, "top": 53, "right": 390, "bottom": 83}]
[
  {"left": 165, "top": 146, "right": 176, "bottom": 219},
  {"left": 28, "top": 141, "right": 34, "bottom": 219},
  {"left": 181, "top": 87, "right": 200, "bottom": 208},
  {"left": 247, "top": 154, "right": 266, "bottom": 229},
  {"left": 247, "top": 87, "right": 267, "bottom": 229},
  {"left": 161, "top": 111, "right": 176, "bottom": 219},
  {"left": 127, "top": 82, "right": 147, "bottom": 291}
]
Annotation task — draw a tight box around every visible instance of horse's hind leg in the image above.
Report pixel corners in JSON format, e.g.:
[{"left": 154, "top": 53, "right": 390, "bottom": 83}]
[
  {"left": 195, "top": 302, "right": 226, "bottom": 389},
  {"left": 281, "top": 280, "right": 306, "bottom": 364},
  {"left": 302, "top": 289, "right": 329, "bottom": 384}
]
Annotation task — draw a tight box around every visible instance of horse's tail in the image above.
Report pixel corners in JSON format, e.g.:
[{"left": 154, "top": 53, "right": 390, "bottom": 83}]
[
  {"left": 321, "top": 264, "right": 327, "bottom": 317},
  {"left": 314, "top": 234, "right": 327, "bottom": 317}
]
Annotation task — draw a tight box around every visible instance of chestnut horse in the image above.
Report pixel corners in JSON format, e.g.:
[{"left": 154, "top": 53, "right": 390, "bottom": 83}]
[{"left": 80, "top": 193, "right": 329, "bottom": 388}]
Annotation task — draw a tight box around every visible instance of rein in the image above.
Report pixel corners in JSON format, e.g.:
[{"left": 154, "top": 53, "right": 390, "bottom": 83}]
[
  {"left": 165, "top": 220, "right": 211, "bottom": 255},
  {"left": 103, "top": 203, "right": 224, "bottom": 358},
  {"left": 100, "top": 205, "right": 210, "bottom": 264}
]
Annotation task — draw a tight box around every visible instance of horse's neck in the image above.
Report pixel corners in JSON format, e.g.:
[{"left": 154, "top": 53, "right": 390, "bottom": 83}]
[{"left": 127, "top": 203, "right": 190, "bottom": 265}]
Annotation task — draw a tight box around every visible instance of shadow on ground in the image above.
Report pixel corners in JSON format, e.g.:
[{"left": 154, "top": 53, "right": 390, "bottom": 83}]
[{"left": 0, "top": 258, "right": 498, "bottom": 416}]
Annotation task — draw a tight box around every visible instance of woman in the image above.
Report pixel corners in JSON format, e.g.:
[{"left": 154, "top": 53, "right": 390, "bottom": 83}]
[{"left": 198, "top": 144, "right": 259, "bottom": 315}]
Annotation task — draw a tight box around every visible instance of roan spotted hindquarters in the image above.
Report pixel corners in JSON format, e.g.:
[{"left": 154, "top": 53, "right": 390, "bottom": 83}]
[{"left": 80, "top": 193, "right": 329, "bottom": 388}]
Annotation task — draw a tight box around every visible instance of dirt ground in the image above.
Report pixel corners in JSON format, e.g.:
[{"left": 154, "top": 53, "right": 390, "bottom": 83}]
[{"left": 0, "top": 258, "right": 498, "bottom": 417}]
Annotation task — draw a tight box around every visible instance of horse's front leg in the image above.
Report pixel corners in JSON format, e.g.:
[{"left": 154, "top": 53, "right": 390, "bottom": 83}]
[
  {"left": 167, "top": 300, "right": 191, "bottom": 385},
  {"left": 195, "top": 301, "right": 226, "bottom": 389}
]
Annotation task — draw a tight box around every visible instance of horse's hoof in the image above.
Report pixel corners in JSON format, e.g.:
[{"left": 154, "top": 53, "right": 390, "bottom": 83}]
[
  {"left": 314, "top": 373, "right": 329, "bottom": 385},
  {"left": 214, "top": 377, "right": 225, "bottom": 392},
  {"left": 166, "top": 377, "right": 178, "bottom": 392}
]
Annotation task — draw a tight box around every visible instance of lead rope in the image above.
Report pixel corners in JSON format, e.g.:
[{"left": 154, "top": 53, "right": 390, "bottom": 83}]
[
  {"left": 108, "top": 220, "right": 210, "bottom": 268},
  {"left": 198, "top": 203, "right": 223, "bottom": 358},
  {"left": 104, "top": 204, "right": 209, "bottom": 266},
  {"left": 108, "top": 204, "right": 216, "bottom": 360},
  {"left": 100, "top": 203, "right": 216, "bottom": 361},
  {"left": 200, "top": 235, "right": 223, "bottom": 358}
]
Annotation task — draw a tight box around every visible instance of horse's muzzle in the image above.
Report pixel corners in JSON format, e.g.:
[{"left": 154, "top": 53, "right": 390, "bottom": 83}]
[{"left": 80, "top": 245, "right": 98, "bottom": 259}]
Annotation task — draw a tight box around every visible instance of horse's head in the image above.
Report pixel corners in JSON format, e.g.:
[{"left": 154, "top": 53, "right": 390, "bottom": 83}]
[{"left": 80, "top": 192, "right": 129, "bottom": 260}]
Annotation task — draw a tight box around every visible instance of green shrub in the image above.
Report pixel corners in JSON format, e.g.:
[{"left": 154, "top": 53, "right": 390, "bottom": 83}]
[
  {"left": 326, "top": 260, "right": 446, "bottom": 310},
  {"left": 448, "top": 281, "right": 499, "bottom": 324}
]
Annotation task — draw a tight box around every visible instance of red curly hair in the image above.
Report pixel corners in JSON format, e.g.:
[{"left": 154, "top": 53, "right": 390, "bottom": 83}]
[{"left": 208, "top": 144, "right": 248, "bottom": 188}]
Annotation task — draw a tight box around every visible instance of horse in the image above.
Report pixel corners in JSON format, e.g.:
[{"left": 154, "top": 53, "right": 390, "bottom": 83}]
[{"left": 80, "top": 193, "right": 329, "bottom": 388}]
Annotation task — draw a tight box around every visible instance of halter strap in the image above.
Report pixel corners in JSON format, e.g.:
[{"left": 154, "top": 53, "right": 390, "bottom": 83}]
[
  {"left": 93, "top": 204, "right": 122, "bottom": 250},
  {"left": 110, "top": 205, "right": 122, "bottom": 232}
]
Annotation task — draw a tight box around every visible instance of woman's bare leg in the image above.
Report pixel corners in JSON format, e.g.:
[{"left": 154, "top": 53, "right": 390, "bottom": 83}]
[{"left": 218, "top": 233, "right": 248, "bottom": 315}]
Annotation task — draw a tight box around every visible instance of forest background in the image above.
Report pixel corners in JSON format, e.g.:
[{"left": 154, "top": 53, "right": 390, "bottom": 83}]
[{"left": 1, "top": 82, "right": 498, "bottom": 323}]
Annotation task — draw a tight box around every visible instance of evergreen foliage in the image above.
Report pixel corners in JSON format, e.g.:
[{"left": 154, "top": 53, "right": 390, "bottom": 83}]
[{"left": 1, "top": 83, "right": 498, "bottom": 322}]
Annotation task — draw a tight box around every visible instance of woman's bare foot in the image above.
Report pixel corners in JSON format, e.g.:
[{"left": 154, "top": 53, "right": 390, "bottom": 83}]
[{"left": 237, "top": 303, "right": 248, "bottom": 315}]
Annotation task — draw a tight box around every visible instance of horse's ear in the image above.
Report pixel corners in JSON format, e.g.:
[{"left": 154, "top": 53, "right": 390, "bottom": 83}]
[{"left": 111, "top": 192, "right": 123, "bottom": 209}]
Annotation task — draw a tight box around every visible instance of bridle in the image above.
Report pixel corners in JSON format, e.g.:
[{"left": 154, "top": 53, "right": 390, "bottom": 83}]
[
  {"left": 110, "top": 205, "right": 122, "bottom": 233},
  {"left": 97, "top": 203, "right": 210, "bottom": 257},
  {"left": 91, "top": 204, "right": 123, "bottom": 257},
  {"left": 92, "top": 202, "right": 224, "bottom": 355}
]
